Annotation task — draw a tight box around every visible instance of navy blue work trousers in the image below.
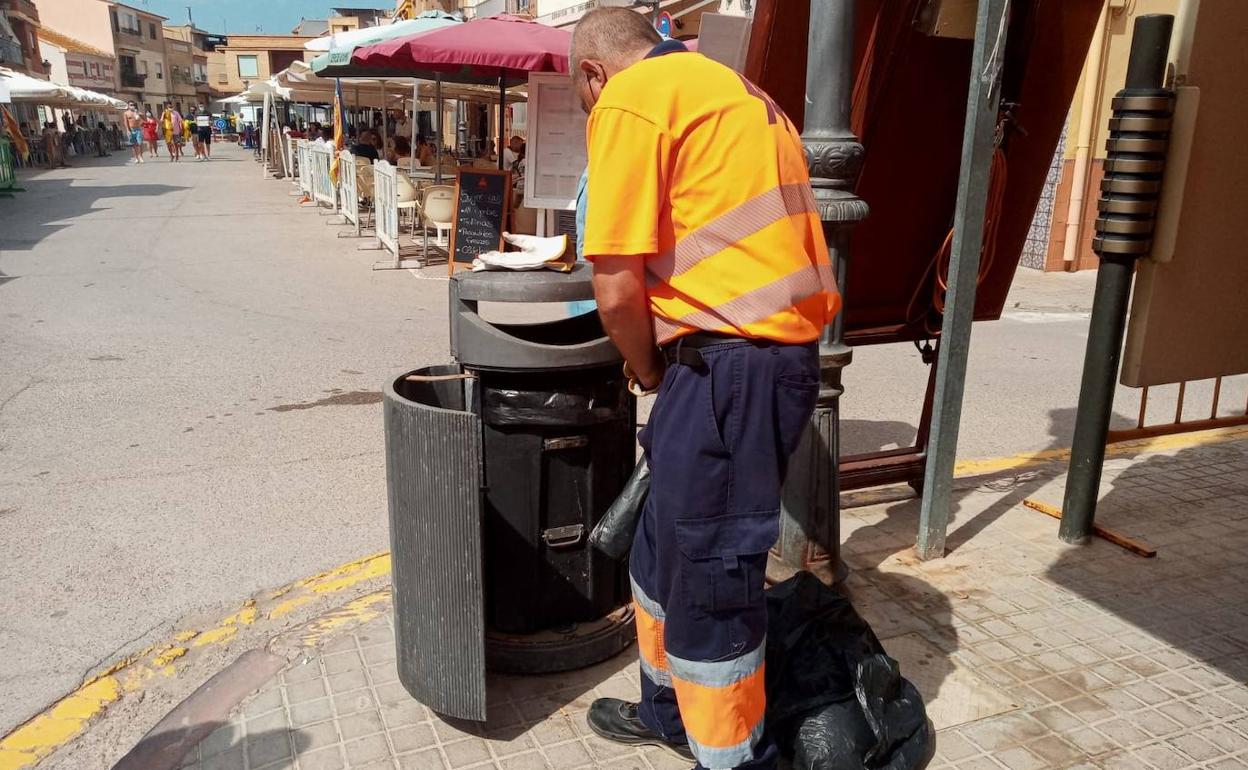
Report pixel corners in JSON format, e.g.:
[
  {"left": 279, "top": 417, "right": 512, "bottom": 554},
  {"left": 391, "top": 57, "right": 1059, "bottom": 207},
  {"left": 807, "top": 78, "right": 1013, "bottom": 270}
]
[{"left": 629, "top": 338, "right": 819, "bottom": 770}]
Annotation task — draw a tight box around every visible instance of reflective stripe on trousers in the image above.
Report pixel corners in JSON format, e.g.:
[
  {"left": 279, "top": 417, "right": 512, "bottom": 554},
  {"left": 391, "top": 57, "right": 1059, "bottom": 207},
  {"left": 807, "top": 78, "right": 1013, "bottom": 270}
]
[{"left": 631, "top": 339, "right": 819, "bottom": 770}]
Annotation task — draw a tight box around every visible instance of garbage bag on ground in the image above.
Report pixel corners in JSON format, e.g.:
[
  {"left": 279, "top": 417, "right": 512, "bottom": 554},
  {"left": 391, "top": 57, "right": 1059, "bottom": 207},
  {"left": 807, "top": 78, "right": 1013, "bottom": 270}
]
[
  {"left": 588, "top": 457, "right": 649, "bottom": 559},
  {"left": 766, "top": 572, "right": 932, "bottom": 770}
]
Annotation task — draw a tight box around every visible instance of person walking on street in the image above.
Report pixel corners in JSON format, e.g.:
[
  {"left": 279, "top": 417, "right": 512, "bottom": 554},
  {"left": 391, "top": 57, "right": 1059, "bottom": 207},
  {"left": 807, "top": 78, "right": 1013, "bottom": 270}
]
[
  {"left": 572, "top": 10, "right": 839, "bottom": 770},
  {"left": 124, "top": 103, "right": 143, "bottom": 164},
  {"left": 141, "top": 111, "right": 159, "bottom": 158},
  {"left": 95, "top": 121, "right": 109, "bottom": 157},
  {"left": 182, "top": 109, "right": 195, "bottom": 156},
  {"left": 195, "top": 109, "right": 213, "bottom": 161}
]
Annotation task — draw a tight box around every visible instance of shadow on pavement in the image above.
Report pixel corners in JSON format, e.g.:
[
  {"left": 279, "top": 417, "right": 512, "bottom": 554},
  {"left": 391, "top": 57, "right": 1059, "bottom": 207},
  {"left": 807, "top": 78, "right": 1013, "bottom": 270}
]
[
  {"left": 116, "top": 722, "right": 312, "bottom": 770},
  {"left": 1043, "top": 440, "right": 1248, "bottom": 686},
  {"left": 0, "top": 176, "right": 190, "bottom": 253}
]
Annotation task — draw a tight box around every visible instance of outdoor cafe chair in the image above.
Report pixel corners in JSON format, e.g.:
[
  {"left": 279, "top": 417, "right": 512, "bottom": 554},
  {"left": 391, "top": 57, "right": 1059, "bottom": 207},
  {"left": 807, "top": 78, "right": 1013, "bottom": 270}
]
[
  {"left": 356, "top": 164, "right": 376, "bottom": 230},
  {"left": 396, "top": 173, "right": 422, "bottom": 236},
  {"left": 420, "top": 185, "right": 455, "bottom": 248}
]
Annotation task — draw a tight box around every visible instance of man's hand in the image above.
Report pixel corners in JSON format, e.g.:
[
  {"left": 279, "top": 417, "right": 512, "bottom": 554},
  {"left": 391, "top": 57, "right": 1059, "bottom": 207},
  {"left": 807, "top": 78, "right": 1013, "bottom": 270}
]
[{"left": 591, "top": 255, "right": 666, "bottom": 390}]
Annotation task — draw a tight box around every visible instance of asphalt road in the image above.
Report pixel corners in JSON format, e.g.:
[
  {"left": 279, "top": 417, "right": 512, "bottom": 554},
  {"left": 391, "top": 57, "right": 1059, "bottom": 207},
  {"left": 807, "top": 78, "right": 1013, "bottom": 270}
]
[{"left": 1, "top": 145, "right": 1244, "bottom": 738}]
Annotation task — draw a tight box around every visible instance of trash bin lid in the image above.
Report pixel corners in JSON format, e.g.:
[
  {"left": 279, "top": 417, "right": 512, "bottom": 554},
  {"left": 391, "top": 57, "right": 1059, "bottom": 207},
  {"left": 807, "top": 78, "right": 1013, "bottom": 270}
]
[{"left": 452, "top": 263, "right": 594, "bottom": 304}]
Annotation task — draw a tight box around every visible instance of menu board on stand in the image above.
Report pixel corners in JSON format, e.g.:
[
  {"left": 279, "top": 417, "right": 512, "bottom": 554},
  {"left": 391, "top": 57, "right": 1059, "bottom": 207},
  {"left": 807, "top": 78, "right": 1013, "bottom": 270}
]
[
  {"left": 449, "top": 168, "right": 512, "bottom": 274},
  {"left": 523, "top": 73, "right": 587, "bottom": 214}
]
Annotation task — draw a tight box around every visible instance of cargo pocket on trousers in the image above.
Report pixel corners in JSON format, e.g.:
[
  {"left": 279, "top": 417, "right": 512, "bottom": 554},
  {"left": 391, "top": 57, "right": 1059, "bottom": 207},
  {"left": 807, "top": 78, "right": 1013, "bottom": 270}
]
[
  {"left": 675, "top": 511, "right": 779, "bottom": 614},
  {"left": 776, "top": 373, "right": 819, "bottom": 458}
]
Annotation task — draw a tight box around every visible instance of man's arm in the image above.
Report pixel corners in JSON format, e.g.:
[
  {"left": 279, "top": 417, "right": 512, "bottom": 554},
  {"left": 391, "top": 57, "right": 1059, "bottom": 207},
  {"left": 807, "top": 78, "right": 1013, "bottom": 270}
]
[{"left": 592, "top": 255, "right": 665, "bottom": 391}]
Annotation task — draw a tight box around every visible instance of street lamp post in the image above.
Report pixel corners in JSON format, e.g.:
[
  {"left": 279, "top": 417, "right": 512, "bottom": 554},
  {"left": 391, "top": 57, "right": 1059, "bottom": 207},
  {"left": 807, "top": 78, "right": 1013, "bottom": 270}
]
[{"left": 773, "top": 0, "right": 867, "bottom": 585}]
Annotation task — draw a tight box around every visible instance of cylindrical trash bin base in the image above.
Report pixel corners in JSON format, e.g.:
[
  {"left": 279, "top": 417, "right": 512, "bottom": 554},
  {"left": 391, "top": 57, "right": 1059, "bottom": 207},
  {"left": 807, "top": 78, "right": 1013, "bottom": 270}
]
[{"left": 485, "top": 604, "right": 635, "bottom": 675}]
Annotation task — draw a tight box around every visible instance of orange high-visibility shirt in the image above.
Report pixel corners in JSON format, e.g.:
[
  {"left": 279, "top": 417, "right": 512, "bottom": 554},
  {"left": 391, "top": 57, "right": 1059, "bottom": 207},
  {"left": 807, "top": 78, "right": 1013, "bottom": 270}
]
[{"left": 583, "top": 46, "right": 840, "bottom": 345}]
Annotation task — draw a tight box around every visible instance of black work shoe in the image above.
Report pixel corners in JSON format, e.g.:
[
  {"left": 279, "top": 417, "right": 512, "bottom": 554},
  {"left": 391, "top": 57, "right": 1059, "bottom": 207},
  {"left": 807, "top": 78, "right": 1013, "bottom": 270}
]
[{"left": 587, "top": 698, "right": 696, "bottom": 761}]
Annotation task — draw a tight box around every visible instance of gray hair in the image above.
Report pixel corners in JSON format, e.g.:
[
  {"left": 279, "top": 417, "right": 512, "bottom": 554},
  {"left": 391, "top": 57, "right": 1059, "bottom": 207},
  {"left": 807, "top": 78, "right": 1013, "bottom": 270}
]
[{"left": 570, "top": 7, "right": 662, "bottom": 71}]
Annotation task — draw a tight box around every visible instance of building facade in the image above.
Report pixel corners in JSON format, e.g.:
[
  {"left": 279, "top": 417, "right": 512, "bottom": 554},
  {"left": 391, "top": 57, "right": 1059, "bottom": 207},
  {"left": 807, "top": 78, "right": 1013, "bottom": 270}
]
[
  {"left": 164, "top": 24, "right": 224, "bottom": 106},
  {"left": 0, "top": 0, "right": 47, "bottom": 77},
  {"left": 38, "top": 27, "right": 116, "bottom": 94},
  {"left": 1028, "top": 0, "right": 1180, "bottom": 272},
  {"left": 213, "top": 34, "right": 316, "bottom": 96}
]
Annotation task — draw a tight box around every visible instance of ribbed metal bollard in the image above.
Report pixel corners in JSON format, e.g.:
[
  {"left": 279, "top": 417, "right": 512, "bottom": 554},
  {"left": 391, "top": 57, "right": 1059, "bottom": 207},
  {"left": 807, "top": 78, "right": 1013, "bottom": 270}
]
[{"left": 1060, "top": 14, "right": 1176, "bottom": 543}]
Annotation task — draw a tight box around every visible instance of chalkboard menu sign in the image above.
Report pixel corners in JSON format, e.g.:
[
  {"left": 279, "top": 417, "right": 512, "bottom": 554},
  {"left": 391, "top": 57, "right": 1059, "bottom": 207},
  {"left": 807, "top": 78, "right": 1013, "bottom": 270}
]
[{"left": 449, "top": 168, "right": 511, "bottom": 273}]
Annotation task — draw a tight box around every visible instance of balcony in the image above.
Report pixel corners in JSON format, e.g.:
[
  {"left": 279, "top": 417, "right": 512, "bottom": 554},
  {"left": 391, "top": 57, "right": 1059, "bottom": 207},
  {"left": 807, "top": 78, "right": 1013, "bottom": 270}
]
[
  {"left": 0, "top": 37, "right": 22, "bottom": 67},
  {"left": 118, "top": 24, "right": 143, "bottom": 37},
  {"left": 120, "top": 70, "right": 146, "bottom": 89},
  {"left": 0, "top": 0, "right": 41, "bottom": 24}
]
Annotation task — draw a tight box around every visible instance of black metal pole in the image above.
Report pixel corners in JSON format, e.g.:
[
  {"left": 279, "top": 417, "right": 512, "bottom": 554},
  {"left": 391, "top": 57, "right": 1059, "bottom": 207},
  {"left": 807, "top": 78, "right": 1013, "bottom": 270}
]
[
  {"left": 1059, "top": 14, "right": 1174, "bottom": 543},
  {"left": 774, "top": 0, "right": 867, "bottom": 586}
]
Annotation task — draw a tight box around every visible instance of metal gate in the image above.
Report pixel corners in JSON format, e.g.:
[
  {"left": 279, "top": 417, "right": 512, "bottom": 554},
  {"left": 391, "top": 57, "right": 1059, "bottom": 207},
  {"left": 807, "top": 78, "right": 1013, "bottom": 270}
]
[
  {"left": 310, "top": 143, "right": 337, "bottom": 211},
  {"left": 296, "top": 140, "right": 313, "bottom": 198},
  {"left": 338, "top": 150, "right": 359, "bottom": 232},
  {"left": 374, "top": 160, "right": 400, "bottom": 259}
]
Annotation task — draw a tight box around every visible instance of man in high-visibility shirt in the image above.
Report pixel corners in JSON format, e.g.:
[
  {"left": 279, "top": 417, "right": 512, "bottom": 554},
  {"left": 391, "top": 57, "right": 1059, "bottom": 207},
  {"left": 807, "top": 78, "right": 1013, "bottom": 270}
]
[{"left": 572, "top": 9, "right": 841, "bottom": 770}]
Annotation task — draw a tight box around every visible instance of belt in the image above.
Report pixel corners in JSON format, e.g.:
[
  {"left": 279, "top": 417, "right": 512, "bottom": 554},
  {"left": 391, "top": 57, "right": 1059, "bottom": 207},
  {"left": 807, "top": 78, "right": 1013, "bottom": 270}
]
[{"left": 661, "top": 332, "right": 751, "bottom": 369}]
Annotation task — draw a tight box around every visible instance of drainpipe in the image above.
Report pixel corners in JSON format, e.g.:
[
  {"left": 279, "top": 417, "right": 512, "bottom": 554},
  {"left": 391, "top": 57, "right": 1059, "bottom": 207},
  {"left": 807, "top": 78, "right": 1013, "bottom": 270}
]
[{"left": 1061, "top": 0, "right": 1111, "bottom": 270}]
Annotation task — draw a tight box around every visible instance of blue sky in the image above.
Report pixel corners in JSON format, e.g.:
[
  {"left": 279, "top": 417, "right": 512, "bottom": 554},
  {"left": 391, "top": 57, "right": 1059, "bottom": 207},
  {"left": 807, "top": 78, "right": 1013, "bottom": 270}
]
[{"left": 136, "top": 0, "right": 391, "bottom": 35}]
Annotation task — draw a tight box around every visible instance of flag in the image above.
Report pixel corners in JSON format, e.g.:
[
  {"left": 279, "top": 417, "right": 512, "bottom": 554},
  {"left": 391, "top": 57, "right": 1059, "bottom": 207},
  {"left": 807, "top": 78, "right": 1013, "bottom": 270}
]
[
  {"left": 330, "top": 78, "right": 346, "bottom": 185},
  {"left": 1, "top": 107, "right": 29, "bottom": 161}
]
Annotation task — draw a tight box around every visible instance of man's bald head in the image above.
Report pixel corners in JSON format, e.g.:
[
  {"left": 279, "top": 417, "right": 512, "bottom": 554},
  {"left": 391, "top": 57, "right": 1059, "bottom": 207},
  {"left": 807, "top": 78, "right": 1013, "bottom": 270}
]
[{"left": 570, "top": 8, "right": 661, "bottom": 112}]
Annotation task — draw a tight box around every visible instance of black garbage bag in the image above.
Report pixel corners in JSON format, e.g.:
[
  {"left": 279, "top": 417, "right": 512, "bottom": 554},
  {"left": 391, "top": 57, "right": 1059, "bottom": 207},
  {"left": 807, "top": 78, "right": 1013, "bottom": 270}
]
[
  {"left": 766, "top": 572, "right": 932, "bottom": 770},
  {"left": 588, "top": 457, "right": 649, "bottom": 559}
]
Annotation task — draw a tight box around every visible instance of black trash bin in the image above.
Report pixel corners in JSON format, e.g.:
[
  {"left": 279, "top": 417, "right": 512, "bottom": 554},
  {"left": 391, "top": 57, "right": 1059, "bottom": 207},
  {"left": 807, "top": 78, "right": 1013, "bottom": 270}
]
[{"left": 384, "top": 265, "right": 636, "bottom": 722}]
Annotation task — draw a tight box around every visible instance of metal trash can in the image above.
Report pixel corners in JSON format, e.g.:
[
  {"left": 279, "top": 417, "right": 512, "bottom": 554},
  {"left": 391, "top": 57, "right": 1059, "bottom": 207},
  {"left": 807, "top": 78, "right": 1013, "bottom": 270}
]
[{"left": 384, "top": 265, "right": 636, "bottom": 721}]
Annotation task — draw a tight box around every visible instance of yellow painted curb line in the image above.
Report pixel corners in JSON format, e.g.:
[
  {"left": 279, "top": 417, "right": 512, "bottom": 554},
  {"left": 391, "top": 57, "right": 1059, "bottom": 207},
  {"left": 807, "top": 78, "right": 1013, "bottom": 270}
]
[
  {"left": 0, "top": 552, "right": 391, "bottom": 770},
  {"left": 952, "top": 424, "right": 1248, "bottom": 478}
]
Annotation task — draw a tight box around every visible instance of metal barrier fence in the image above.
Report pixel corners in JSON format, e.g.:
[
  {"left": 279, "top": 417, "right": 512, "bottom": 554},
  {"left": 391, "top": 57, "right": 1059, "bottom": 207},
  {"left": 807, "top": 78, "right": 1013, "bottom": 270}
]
[
  {"left": 296, "top": 140, "right": 313, "bottom": 198},
  {"left": 338, "top": 150, "right": 360, "bottom": 232},
  {"left": 0, "top": 137, "right": 18, "bottom": 198},
  {"left": 373, "top": 160, "right": 400, "bottom": 260},
  {"left": 1108, "top": 377, "right": 1248, "bottom": 443},
  {"left": 310, "top": 143, "right": 337, "bottom": 211}
]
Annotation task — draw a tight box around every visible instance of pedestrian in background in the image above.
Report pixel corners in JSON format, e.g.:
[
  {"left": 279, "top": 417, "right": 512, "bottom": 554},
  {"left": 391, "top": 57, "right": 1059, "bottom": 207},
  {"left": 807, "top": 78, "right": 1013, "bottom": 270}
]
[
  {"left": 572, "top": 9, "right": 839, "bottom": 770},
  {"left": 95, "top": 121, "right": 108, "bottom": 157},
  {"left": 141, "top": 111, "right": 159, "bottom": 158},
  {"left": 124, "top": 102, "right": 143, "bottom": 164},
  {"left": 182, "top": 110, "right": 194, "bottom": 155},
  {"left": 195, "top": 109, "right": 213, "bottom": 161}
]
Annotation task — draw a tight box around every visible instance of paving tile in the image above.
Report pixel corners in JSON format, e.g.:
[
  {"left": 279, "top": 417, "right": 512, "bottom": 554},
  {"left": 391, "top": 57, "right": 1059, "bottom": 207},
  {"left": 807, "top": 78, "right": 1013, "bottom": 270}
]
[
  {"left": 290, "top": 698, "right": 335, "bottom": 728},
  {"left": 498, "top": 751, "right": 553, "bottom": 770},
  {"left": 243, "top": 688, "right": 285, "bottom": 720},
  {"left": 1168, "top": 731, "right": 1226, "bottom": 763},
  {"left": 282, "top": 660, "right": 323, "bottom": 685},
  {"left": 397, "top": 749, "right": 450, "bottom": 770},
  {"left": 286, "top": 678, "right": 329, "bottom": 705},
  {"left": 201, "top": 746, "right": 245, "bottom": 770},
  {"left": 338, "top": 709, "right": 386, "bottom": 741},
  {"left": 246, "top": 732, "right": 292, "bottom": 768},
  {"left": 1025, "top": 734, "right": 1084, "bottom": 766},
  {"left": 1138, "top": 742, "right": 1201, "bottom": 770},
  {"left": 544, "top": 740, "right": 593, "bottom": 768},
  {"left": 390, "top": 724, "right": 437, "bottom": 754},
  {"left": 443, "top": 738, "right": 491, "bottom": 768},
  {"left": 200, "top": 723, "right": 242, "bottom": 758},
  {"left": 994, "top": 746, "right": 1045, "bottom": 770},
  {"left": 247, "top": 709, "right": 289, "bottom": 734},
  {"left": 334, "top": 689, "right": 379, "bottom": 716},
  {"left": 328, "top": 670, "right": 371, "bottom": 695},
  {"left": 324, "top": 651, "right": 365, "bottom": 675},
  {"left": 342, "top": 733, "right": 390, "bottom": 767},
  {"left": 298, "top": 720, "right": 343, "bottom": 753}
]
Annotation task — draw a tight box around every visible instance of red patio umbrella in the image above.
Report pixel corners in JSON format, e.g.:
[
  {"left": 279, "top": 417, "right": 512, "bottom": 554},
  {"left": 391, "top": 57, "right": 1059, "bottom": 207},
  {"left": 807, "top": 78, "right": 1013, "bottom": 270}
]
[
  {"left": 351, "top": 14, "right": 570, "bottom": 85},
  {"left": 353, "top": 15, "right": 572, "bottom": 170}
]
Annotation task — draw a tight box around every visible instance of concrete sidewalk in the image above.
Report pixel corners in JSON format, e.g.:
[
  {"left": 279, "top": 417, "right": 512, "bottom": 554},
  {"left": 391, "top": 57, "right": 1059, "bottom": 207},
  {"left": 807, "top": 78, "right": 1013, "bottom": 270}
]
[{"left": 146, "top": 430, "right": 1248, "bottom": 770}]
